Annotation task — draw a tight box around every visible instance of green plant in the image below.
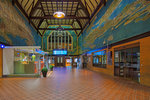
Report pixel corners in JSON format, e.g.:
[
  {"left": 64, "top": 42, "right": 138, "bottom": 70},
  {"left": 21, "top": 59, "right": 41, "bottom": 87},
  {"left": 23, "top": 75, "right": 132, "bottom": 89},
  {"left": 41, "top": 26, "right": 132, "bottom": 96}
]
[
  {"left": 49, "top": 65, "right": 53, "bottom": 69},
  {"left": 41, "top": 67, "right": 48, "bottom": 72}
]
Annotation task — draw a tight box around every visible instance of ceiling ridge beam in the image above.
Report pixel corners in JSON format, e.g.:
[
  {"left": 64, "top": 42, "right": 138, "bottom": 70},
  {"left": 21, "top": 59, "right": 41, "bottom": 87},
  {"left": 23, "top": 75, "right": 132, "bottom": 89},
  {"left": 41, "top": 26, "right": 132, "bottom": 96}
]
[
  {"left": 38, "top": 28, "right": 82, "bottom": 30},
  {"left": 30, "top": 16, "right": 89, "bottom": 19},
  {"left": 71, "top": 25, "right": 78, "bottom": 36},
  {"left": 76, "top": 19, "right": 83, "bottom": 30},
  {"left": 48, "top": 24, "right": 72, "bottom": 25},
  {"left": 40, "top": 0, "right": 78, "bottom": 2}
]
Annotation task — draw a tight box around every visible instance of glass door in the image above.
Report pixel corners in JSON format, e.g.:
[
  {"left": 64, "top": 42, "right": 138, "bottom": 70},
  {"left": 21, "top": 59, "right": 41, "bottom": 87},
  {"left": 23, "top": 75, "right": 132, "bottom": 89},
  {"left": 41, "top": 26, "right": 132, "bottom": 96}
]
[
  {"left": 119, "top": 50, "right": 126, "bottom": 77},
  {"left": 55, "top": 56, "right": 65, "bottom": 67},
  {"left": 125, "top": 48, "right": 132, "bottom": 78},
  {"left": 132, "top": 47, "right": 140, "bottom": 82},
  {"left": 114, "top": 46, "right": 140, "bottom": 82},
  {"left": 114, "top": 51, "right": 120, "bottom": 76}
]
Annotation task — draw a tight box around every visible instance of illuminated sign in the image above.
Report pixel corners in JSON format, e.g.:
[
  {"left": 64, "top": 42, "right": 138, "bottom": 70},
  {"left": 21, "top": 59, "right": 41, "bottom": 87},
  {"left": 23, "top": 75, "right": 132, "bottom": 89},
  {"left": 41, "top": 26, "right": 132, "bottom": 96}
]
[
  {"left": 53, "top": 50, "right": 67, "bottom": 55},
  {"left": 0, "top": 44, "right": 5, "bottom": 48},
  {"left": 94, "top": 50, "right": 106, "bottom": 55}
]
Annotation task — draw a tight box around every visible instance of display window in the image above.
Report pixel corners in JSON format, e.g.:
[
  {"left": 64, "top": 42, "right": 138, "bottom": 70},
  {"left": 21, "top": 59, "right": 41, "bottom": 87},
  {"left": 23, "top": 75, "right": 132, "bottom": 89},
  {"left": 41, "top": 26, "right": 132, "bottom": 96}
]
[
  {"left": 93, "top": 50, "right": 106, "bottom": 68},
  {"left": 14, "top": 48, "right": 42, "bottom": 75},
  {"left": 114, "top": 46, "right": 140, "bottom": 82}
]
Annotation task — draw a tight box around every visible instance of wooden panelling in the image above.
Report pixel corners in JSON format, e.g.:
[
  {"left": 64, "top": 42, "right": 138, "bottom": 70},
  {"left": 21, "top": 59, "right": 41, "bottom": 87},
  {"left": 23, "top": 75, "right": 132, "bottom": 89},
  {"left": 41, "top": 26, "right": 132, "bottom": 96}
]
[
  {"left": 87, "top": 48, "right": 114, "bottom": 76},
  {"left": 87, "top": 36, "right": 150, "bottom": 86},
  {"left": 140, "top": 36, "right": 150, "bottom": 86}
]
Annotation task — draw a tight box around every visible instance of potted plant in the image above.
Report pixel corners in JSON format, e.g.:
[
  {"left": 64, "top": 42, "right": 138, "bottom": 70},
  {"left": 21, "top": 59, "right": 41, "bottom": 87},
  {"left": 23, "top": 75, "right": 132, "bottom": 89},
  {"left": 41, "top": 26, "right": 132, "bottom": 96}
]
[
  {"left": 41, "top": 67, "right": 48, "bottom": 77},
  {"left": 49, "top": 65, "right": 54, "bottom": 71}
]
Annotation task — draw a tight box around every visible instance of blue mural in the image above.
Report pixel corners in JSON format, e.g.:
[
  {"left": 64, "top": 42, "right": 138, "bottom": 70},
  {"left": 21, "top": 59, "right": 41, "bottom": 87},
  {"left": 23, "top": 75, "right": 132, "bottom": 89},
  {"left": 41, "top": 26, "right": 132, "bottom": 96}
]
[
  {"left": 0, "top": 0, "right": 41, "bottom": 46},
  {"left": 78, "top": 0, "right": 150, "bottom": 54}
]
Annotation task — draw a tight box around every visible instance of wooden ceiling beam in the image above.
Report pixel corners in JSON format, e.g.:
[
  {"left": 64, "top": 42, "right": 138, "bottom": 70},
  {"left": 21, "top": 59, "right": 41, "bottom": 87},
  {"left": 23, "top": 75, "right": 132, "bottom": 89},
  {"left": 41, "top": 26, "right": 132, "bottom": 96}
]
[
  {"left": 14, "top": 0, "right": 28, "bottom": 18},
  {"left": 40, "top": 0, "right": 78, "bottom": 2},
  {"left": 38, "top": 28, "right": 82, "bottom": 30},
  {"left": 78, "top": 0, "right": 90, "bottom": 17},
  {"left": 14, "top": 0, "right": 42, "bottom": 36},
  {"left": 40, "top": 0, "right": 90, "bottom": 17},
  {"left": 15, "top": 0, "right": 107, "bottom": 37},
  {"left": 40, "top": 2, "right": 46, "bottom": 27},
  {"left": 104, "top": 0, "right": 106, "bottom": 6},
  {"left": 29, "top": 0, "right": 41, "bottom": 17},
  {"left": 41, "top": 2, "right": 49, "bottom": 25},
  {"left": 90, "top": 0, "right": 106, "bottom": 21},
  {"left": 24, "top": 0, "right": 30, "bottom": 9},
  {"left": 76, "top": 19, "right": 83, "bottom": 29},
  {"left": 62, "top": 0, "right": 63, "bottom": 12},
  {"left": 95, "top": 0, "right": 99, "bottom": 5},
  {"left": 48, "top": 24, "right": 72, "bottom": 25},
  {"left": 38, "top": 19, "right": 44, "bottom": 29},
  {"left": 78, "top": 0, "right": 106, "bottom": 37},
  {"left": 30, "top": 16, "right": 89, "bottom": 19},
  {"left": 75, "top": 3, "right": 79, "bottom": 15},
  {"left": 71, "top": 25, "right": 78, "bottom": 36},
  {"left": 89, "top": 0, "right": 96, "bottom": 10}
]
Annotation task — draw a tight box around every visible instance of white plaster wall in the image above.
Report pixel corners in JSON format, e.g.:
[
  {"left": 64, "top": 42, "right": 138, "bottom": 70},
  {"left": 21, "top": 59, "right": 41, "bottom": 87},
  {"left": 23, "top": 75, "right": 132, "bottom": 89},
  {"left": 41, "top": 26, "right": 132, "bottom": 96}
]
[{"left": 3, "top": 48, "right": 14, "bottom": 75}]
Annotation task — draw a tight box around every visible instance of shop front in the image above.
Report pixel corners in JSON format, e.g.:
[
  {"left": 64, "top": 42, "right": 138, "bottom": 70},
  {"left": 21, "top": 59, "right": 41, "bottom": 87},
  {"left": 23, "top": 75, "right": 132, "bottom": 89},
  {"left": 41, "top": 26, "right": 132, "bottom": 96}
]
[
  {"left": 114, "top": 43, "right": 140, "bottom": 82},
  {"left": 3, "top": 46, "right": 44, "bottom": 77},
  {"left": 85, "top": 35, "right": 150, "bottom": 86}
]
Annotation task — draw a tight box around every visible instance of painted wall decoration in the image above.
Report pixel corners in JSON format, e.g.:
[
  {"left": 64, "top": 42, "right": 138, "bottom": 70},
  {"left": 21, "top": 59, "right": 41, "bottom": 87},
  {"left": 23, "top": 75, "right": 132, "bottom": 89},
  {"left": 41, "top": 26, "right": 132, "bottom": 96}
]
[
  {"left": 42, "top": 25, "right": 78, "bottom": 55},
  {"left": 0, "top": 0, "right": 41, "bottom": 46},
  {"left": 78, "top": 0, "right": 150, "bottom": 54}
]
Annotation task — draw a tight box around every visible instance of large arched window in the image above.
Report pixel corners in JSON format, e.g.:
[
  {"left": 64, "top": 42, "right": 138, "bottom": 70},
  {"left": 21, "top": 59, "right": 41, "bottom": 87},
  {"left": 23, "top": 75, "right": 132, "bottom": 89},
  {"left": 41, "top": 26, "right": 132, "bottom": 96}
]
[{"left": 48, "top": 30, "right": 73, "bottom": 51}]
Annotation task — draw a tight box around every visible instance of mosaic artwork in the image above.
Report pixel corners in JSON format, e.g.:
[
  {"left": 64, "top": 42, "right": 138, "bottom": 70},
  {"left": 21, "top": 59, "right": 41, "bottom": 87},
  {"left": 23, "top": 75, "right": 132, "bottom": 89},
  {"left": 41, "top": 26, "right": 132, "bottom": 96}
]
[
  {"left": 0, "top": 0, "right": 41, "bottom": 46},
  {"left": 42, "top": 25, "right": 78, "bottom": 55},
  {"left": 78, "top": 0, "right": 150, "bottom": 54}
]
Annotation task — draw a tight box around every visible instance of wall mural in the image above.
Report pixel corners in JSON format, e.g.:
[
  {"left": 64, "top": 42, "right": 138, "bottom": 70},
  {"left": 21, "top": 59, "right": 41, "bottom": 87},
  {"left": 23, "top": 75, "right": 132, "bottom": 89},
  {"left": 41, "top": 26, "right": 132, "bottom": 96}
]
[
  {"left": 42, "top": 25, "right": 78, "bottom": 55},
  {"left": 78, "top": 0, "right": 150, "bottom": 54},
  {"left": 0, "top": 0, "right": 41, "bottom": 46}
]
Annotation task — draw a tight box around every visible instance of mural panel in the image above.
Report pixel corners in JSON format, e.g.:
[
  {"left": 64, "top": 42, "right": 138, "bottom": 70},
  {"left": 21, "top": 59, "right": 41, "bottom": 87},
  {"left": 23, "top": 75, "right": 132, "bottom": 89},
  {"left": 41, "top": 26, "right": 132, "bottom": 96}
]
[
  {"left": 78, "top": 0, "right": 150, "bottom": 54},
  {"left": 0, "top": 0, "right": 41, "bottom": 46}
]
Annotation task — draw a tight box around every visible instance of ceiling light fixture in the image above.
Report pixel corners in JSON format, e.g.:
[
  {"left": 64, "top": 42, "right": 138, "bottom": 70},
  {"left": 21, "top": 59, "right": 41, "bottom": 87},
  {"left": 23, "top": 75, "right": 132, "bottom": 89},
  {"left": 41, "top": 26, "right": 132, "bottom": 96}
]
[{"left": 53, "top": 11, "right": 65, "bottom": 19}]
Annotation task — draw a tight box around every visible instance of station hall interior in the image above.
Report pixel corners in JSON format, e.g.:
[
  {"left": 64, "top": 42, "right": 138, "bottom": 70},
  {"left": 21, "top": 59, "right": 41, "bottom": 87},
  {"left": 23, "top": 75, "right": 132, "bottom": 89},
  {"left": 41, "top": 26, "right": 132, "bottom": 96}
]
[{"left": 0, "top": 0, "right": 150, "bottom": 100}]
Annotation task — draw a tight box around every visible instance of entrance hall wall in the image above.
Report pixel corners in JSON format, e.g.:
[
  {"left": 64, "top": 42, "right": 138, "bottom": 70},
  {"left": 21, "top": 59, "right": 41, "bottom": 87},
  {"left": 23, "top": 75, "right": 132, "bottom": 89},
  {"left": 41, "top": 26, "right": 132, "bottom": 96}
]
[
  {"left": 0, "top": 48, "right": 2, "bottom": 77},
  {"left": 0, "top": 0, "right": 41, "bottom": 46},
  {"left": 3, "top": 48, "right": 14, "bottom": 75},
  {"left": 78, "top": 0, "right": 150, "bottom": 55},
  {"left": 87, "top": 36, "right": 150, "bottom": 86},
  {"left": 112, "top": 36, "right": 150, "bottom": 87},
  {"left": 140, "top": 36, "right": 150, "bottom": 87},
  {"left": 87, "top": 48, "right": 114, "bottom": 76}
]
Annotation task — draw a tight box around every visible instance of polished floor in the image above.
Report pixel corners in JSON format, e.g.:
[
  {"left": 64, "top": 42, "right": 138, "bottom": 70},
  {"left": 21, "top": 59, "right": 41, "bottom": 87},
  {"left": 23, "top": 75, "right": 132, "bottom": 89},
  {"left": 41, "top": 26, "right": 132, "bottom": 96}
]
[{"left": 0, "top": 67, "right": 150, "bottom": 100}]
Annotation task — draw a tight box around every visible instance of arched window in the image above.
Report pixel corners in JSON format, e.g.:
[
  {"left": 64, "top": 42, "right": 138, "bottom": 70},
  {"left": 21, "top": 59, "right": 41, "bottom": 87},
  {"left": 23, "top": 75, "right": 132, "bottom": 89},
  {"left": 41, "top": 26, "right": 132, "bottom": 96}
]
[{"left": 48, "top": 30, "right": 73, "bottom": 50}]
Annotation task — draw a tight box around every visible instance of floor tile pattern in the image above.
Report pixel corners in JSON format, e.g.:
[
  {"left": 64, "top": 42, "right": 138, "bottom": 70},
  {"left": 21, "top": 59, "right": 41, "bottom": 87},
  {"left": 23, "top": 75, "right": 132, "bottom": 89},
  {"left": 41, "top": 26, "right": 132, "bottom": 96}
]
[{"left": 0, "top": 67, "right": 150, "bottom": 100}]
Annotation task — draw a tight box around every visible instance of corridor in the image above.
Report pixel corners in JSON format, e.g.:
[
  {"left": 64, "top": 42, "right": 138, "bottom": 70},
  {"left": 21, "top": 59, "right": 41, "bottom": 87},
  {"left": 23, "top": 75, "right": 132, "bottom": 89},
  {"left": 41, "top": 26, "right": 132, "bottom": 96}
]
[{"left": 0, "top": 67, "right": 150, "bottom": 100}]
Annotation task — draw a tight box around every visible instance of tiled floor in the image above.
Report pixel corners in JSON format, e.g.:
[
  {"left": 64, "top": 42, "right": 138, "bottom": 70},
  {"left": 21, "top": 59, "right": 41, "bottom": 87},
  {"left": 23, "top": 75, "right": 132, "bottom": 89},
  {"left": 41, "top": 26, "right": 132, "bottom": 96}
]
[{"left": 0, "top": 67, "right": 150, "bottom": 100}]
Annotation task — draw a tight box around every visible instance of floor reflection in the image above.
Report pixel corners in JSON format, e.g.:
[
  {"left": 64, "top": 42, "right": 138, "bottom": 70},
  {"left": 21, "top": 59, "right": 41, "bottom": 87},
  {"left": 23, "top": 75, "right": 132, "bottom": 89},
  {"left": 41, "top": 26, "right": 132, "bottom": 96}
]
[{"left": 0, "top": 66, "right": 150, "bottom": 100}]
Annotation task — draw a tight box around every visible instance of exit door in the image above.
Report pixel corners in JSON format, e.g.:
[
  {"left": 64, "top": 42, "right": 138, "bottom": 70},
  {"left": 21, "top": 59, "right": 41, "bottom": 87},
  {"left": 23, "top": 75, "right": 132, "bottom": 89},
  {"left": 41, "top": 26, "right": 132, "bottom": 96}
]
[{"left": 55, "top": 56, "right": 65, "bottom": 67}]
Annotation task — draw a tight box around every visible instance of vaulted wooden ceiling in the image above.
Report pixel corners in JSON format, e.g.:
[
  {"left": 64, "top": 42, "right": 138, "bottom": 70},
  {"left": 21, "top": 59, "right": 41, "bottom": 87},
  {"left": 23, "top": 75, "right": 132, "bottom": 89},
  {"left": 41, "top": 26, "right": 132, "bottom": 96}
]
[{"left": 13, "top": 0, "right": 106, "bottom": 37}]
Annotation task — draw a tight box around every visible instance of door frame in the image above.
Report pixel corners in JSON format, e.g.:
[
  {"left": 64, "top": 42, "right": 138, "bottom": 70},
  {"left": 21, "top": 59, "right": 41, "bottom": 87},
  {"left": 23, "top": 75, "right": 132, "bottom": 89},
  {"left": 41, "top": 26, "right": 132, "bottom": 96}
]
[{"left": 55, "top": 56, "right": 66, "bottom": 67}]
